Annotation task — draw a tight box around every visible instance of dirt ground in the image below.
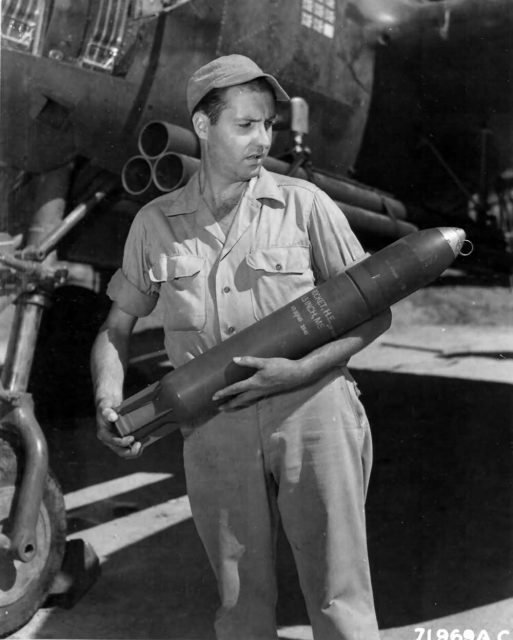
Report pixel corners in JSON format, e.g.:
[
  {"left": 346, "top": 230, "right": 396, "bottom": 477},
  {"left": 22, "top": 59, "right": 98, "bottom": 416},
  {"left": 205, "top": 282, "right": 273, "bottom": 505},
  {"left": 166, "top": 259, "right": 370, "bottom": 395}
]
[{"left": 388, "top": 274, "right": 512, "bottom": 327}]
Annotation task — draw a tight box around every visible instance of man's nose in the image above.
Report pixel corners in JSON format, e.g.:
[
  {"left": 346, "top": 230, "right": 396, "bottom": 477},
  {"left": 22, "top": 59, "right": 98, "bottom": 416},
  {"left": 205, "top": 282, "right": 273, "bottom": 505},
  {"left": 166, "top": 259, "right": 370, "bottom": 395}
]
[{"left": 254, "top": 123, "right": 272, "bottom": 148}]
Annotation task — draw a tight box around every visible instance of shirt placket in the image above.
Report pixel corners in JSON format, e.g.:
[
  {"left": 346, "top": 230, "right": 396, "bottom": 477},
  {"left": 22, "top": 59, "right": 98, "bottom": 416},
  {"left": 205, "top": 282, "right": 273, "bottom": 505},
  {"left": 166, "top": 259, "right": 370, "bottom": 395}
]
[
  {"left": 215, "top": 257, "right": 239, "bottom": 339},
  {"left": 215, "top": 196, "right": 262, "bottom": 340}
]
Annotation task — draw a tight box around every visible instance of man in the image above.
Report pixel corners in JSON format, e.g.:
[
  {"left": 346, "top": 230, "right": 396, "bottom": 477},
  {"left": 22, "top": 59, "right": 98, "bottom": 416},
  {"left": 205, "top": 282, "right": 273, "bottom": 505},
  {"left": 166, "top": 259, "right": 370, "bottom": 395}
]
[{"left": 91, "top": 54, "right": 391, "bottom": 639}]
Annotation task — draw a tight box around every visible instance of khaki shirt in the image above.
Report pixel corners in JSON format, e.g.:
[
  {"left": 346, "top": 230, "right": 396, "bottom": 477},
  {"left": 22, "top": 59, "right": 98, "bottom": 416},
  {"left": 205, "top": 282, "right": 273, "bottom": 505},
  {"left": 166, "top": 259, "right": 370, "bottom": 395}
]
[{"left": 107, "top": 168, "right": 366, "bottom": 368}]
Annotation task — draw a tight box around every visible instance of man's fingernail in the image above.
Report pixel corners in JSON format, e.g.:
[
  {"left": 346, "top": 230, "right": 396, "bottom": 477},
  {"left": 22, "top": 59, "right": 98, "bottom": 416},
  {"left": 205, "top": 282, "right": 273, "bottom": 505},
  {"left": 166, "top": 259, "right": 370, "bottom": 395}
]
[{"left": 233, "top": 357, "right": 241, "bottom": 363}]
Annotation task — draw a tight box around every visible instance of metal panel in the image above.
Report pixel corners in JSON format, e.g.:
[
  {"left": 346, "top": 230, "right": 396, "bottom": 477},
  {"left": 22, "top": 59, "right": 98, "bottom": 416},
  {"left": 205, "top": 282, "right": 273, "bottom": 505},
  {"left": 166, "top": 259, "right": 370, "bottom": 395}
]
[
  {"left": 1, "top": 0, "right": 47, "bottom": 53},
  {"left": 81, "top": 0, "right": 130, "bottom": 72},
  {"left": 42, "top": 0, "right": 91, "bottom": 62}
]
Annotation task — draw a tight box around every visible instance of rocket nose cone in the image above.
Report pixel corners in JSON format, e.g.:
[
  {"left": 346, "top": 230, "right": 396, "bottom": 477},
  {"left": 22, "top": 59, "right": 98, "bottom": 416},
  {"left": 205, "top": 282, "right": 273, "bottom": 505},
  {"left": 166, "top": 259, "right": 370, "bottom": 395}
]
[{"left": 439, "top": 227, "right": 466, "bottom": 257}]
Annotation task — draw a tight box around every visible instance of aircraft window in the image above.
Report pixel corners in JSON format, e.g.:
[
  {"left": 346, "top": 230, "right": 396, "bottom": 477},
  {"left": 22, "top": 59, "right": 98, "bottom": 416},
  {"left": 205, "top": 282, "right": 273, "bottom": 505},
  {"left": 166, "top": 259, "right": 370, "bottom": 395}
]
[
  {"left": 81, "top": 0, "right": 130, "bottom": 73},
  {"left": 301, "top": 0, "right": 336, "bottom": 39},
  {"left": 1, "top": 0, "right": 46, "bottom": 53}
]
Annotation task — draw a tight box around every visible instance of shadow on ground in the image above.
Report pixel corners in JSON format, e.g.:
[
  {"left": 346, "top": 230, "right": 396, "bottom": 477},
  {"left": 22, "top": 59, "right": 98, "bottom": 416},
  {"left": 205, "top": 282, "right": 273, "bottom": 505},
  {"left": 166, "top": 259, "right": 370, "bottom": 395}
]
[
  {"left": 359, "top": 370, "right": 513, "bottom": 627},
  {"left": 20, "top": 300, "right": 513, "bottom": 636}
]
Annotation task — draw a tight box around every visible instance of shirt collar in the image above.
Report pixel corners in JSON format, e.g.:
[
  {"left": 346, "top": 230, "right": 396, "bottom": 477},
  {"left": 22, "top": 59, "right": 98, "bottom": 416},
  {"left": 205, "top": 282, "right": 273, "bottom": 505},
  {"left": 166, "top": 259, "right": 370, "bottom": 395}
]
[
  {"left": 250, "top": 167, "right": 286, "bottom": 207},
  {"left": 163, "top": 165, "right": 285, "bottom": 217},
  {"left": 164, "top": 171, "right": 202, "bottom": 216}
]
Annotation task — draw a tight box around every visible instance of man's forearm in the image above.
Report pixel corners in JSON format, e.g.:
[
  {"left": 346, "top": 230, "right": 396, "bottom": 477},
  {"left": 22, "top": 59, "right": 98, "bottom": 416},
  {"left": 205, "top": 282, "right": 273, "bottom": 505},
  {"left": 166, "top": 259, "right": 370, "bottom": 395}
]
[
  {"left": 211, "top": 309, "right": 392, "bottom": 410},
  {"left": 91, "top": 304, "right": 138, "bottom": 409},
  {"left": 91, "top": 326, "right": 130, "bottom": 409},
  {"left": 92, "top": 305, "right": 142, "bottom": 457},
  {"left": 297, "top": 308, "right": 392, "bottom": 382}
]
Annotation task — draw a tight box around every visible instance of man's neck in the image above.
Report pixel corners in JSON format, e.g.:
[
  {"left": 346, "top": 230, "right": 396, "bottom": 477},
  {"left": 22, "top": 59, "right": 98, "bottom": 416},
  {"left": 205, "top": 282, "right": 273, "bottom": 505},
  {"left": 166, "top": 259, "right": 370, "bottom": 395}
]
[{"left": 199, "top": 166, "right": 247, "bottom": 223}]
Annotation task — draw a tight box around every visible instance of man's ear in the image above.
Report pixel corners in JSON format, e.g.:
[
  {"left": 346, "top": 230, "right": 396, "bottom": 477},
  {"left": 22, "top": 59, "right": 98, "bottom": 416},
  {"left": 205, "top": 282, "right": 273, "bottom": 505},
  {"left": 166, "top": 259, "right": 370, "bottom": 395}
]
[{"left": 192, "top": 111, "right": 209, "bottom": 141}]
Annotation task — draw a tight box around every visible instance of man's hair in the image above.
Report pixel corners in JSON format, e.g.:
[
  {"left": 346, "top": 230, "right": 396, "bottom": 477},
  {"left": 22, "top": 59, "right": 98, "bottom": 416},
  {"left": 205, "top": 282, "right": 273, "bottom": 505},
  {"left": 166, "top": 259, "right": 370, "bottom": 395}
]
[{"left": 192, "top": 77, "right": 276, "bottom": 124}]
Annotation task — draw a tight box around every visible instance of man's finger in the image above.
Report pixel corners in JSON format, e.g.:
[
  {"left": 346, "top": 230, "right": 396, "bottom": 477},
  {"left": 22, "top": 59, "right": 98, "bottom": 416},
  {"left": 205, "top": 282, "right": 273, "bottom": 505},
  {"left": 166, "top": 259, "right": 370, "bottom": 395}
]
[
  {"left": 97, "top": 424, "right": 133, "bottom": 447},
  {"left": 233, "top": 356, "right": 265, "bottom": 369},
  {"left": 98, "top": 429, "right": 142, "bottom": 458},
  {"left": 101, "top": 407, "right": 119, "bottom": 423},
  {"left": 112, "top": 434, "right": 136, "bottom": 447},
  {"left": 124, "top": 441, "right": 142, "bottom": 457},
  {"left": 106, "top": 440, "right": 142, "bottom": 459},
  {"left": 212, "top": 378, "right": 256, "bottom": 401}
]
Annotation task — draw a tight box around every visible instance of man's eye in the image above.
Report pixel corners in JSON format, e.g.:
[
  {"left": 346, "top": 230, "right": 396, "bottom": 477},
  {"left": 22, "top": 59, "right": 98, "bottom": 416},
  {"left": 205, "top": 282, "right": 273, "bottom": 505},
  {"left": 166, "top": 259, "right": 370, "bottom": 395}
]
[
  {"left": 239, "top": 122, "right": 252, "bottom": 128},
  {"left": 265, "top": 120, "right": 274, "bottom": 130}
]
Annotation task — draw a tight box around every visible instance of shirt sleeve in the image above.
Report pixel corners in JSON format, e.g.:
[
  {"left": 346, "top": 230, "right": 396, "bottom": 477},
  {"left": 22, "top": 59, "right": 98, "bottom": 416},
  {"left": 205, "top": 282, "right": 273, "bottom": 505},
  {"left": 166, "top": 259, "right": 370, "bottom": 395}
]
[
  {"left": 308, "top": 188, "right": 369, "bottom": 283},
  {"left": 106, "top": 210, "right": 159, "bottom": 317}
]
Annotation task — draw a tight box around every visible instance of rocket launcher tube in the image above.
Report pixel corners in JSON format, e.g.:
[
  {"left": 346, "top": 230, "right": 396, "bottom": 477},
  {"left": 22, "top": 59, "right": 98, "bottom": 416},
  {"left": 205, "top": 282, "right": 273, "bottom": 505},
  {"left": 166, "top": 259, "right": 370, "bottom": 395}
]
[{"left": 115, "top": 227, "right": 465, "bottom": 446}]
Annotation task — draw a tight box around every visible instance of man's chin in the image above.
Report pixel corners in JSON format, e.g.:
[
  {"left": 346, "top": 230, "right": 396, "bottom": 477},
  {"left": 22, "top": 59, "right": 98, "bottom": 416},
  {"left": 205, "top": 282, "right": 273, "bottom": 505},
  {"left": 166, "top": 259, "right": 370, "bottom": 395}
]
[{"left": 242, "top": 163, "right": 263, "bottom": 180}]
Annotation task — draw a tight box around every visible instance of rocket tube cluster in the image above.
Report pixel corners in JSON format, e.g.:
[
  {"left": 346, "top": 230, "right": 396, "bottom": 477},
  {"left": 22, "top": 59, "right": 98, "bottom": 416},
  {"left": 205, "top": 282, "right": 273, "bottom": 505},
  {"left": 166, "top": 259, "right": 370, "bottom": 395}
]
[
  {"left": 121, "top": 121, "right": 198, "bottom": 198},
  {"left": 122, "top": 120, "right": 417, "bottom": 238},
  {"left": 115, "top": 227, "right": 466, "bottom": 448},
  {"left": 137, "top": 121, "right": 408, "bottom": 220}
]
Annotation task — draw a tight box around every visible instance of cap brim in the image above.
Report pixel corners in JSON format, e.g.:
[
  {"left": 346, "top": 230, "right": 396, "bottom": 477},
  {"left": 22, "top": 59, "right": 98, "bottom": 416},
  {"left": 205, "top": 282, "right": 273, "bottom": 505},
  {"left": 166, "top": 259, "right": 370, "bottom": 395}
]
[{"left": 261, "top": 74, "right": 290, "bottom": 102}]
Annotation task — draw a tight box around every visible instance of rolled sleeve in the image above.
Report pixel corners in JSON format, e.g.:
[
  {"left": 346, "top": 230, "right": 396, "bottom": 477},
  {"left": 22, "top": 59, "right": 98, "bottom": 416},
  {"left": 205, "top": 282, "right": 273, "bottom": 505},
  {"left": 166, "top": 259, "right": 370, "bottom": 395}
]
[
  {"left": 106, "top": 209, "right": 159, "bottom": 317},
  {"left": 107, "top": 269, "right": 158, "bottom": 317},
  {"left": 308, "top": 189, "right": 369, "bottom": 283}
]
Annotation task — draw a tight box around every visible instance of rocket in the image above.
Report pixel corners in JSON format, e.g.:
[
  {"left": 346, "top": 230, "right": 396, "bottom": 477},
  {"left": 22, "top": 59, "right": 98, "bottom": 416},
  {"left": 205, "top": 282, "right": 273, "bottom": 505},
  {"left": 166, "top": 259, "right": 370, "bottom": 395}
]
[{"left": 115, "top": 227, "right": 466, "bottom": 447}]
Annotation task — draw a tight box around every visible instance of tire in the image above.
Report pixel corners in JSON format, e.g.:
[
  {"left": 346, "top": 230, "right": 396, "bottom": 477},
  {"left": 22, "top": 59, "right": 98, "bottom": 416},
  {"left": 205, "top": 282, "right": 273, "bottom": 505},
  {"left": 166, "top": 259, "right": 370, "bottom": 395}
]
[{"left": 0, "top": 429, "right": 66, "bottom": 638}]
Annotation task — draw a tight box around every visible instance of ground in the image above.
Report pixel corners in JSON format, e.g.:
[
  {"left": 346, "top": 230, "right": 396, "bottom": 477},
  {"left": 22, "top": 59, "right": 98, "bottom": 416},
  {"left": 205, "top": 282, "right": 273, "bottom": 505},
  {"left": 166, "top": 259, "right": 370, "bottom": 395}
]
[{"left": 2, "top": 273, "right": 512, "bottom": 639}]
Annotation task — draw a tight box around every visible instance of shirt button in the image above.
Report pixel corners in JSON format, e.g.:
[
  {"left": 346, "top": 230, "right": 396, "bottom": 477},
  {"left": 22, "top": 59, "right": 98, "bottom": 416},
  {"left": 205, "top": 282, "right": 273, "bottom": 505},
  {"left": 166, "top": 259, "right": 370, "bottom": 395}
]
[
  {"left": 226, "top": 326, "right": 236, "bottom": 335},
  {"left": 223, "top": 286, "right": 231, "bottom": 293},
  {"left": 275, "top": 263, "right": 282, "bottom": 271}
]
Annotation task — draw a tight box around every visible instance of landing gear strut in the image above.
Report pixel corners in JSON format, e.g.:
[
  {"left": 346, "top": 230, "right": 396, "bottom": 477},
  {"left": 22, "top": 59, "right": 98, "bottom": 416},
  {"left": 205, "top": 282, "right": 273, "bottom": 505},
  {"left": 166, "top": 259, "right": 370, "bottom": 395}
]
[{"left": 0, "top": 166, "right": 118, "bottom": 636}]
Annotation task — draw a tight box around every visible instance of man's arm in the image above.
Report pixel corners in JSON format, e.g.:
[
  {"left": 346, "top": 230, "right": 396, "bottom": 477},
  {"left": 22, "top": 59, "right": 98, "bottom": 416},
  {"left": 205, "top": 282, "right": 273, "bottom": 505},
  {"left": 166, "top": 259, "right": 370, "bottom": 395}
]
[
  {"left": 91, "top": 302, "right": 142, "bottom": 458},
  {"left": 212, "top": 308, "right": 391, "bottom": 410}
]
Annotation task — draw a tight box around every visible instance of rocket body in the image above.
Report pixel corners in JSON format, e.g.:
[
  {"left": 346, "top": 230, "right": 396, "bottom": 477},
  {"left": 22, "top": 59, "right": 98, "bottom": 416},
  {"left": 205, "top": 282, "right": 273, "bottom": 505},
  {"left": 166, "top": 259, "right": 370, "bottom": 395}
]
[{"left": 115, "top": 227, "right": 465, "bottom": 446}]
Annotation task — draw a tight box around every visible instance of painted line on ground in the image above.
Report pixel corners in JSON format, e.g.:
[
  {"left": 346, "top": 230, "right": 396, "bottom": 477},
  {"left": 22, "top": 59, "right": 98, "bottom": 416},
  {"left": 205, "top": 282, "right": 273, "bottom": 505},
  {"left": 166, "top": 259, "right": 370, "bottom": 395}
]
[
  {"left": 68, "top": 494, "right": 192, "bottom": 558},
  {"left": 64, "top": 472, "right": 173, "bottom": 510}
]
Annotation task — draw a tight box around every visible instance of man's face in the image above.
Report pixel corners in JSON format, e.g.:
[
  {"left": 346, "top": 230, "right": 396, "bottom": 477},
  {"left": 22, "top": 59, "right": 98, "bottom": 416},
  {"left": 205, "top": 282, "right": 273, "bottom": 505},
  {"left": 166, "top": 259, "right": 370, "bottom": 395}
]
[{"left": 202, "top": 84, "right": 276, "bottom": 183}]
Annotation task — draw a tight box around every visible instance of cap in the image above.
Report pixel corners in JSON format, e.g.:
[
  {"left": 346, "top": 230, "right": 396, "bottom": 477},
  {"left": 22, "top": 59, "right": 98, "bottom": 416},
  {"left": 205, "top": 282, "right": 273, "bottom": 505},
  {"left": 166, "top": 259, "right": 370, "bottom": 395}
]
[{"left": 186, "top": 54, "right": 290, "bottom": 115}]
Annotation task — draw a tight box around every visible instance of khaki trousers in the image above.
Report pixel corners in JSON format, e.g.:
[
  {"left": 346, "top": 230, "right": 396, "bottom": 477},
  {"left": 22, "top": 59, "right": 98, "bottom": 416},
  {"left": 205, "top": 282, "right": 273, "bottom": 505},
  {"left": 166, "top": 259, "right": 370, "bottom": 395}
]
[{"left": 183, "top": 369, "right": 380, "bottom": 640}]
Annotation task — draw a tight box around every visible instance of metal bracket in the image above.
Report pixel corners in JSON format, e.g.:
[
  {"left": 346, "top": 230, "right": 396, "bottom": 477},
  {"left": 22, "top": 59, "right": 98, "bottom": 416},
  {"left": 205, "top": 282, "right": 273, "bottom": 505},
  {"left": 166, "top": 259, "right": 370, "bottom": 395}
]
[
  {"left": 0, "top": 392, "right": 48, "bottom": 562},
  {"left": 0, "top": 173, "right": 118, "bottom": 562}
]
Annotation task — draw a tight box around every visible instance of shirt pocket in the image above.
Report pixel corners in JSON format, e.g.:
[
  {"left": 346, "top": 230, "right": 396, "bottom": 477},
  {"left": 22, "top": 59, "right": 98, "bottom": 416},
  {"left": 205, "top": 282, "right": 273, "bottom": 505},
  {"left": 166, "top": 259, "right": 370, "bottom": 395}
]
[
  {"left": 150, "top": 254, "right": 206, "bottom": 331},
  {"left": 246, "top": 245, "right": 314, "bottom": 320}
]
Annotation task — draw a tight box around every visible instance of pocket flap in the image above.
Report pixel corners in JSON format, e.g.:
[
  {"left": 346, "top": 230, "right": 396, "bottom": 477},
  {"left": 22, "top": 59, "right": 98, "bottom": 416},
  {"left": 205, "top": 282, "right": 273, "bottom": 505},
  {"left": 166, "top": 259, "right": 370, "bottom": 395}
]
[
  {"left": 246, "top": 246, "right": 310, "bottom": 274},
  {"left": 149, "top": 254, "right": 205, "bottom": 282}
]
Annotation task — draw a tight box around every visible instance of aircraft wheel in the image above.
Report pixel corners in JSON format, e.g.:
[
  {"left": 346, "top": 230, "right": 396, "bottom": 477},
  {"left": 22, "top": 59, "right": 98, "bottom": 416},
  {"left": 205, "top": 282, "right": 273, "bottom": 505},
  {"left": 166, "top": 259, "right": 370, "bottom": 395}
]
[{"left": 0, "top": 430, "right": 66, "bottom": 638}]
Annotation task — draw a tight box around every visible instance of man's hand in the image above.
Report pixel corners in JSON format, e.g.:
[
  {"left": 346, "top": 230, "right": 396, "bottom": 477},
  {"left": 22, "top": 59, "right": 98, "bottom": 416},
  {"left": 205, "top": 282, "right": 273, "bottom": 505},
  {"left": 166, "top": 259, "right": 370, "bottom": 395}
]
[
  {"left": 211, "top": 356, "right": 308, "bottom": 411},
  {"left": 91, "top": 303, "right": 140, "bottom": 457},
  {"left": 96, "top": 399, "right": 142, "bottom": 458}
]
